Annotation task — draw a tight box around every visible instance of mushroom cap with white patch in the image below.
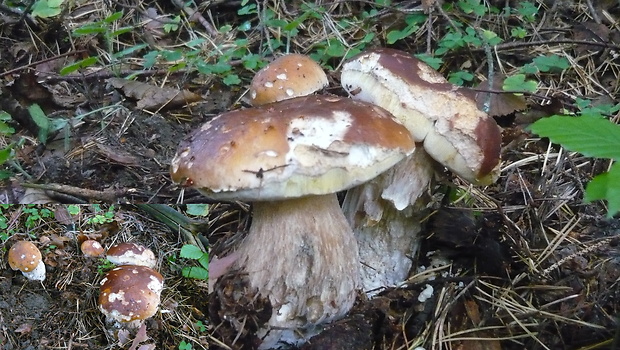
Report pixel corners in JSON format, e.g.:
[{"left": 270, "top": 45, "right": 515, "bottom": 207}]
[
  {"left": 249, "top": 54, "right": 329, "bottom": 106},
  {"left": 106, "top": 242, "right": 157, "bottom": 268},
  {"left": 8, "top": 240, "right": 46, "bottom": 281},
  {"left": 341, "top": 48, "right": 501, "bottom": 185},
  {"left": 170, "top": 95, "right": 415, "bottom": 201},
  {"left": 98, "top": 265, "right": 164, "bottom": 323}
]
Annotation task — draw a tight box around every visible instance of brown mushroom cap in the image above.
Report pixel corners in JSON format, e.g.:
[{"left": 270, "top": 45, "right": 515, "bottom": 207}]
[
  {"left": 249, "top": 54, "right": 328, "bottom": 106},
  {"left": 171, "top": 95, "right": 415, "bottom": 200},
  {"left": 8, "top": 241, "right": 46, "bottom": 282},
  {"left": 341, "top": 48, "right": 501, "bottom": 185},
  {"left": 81, "top": 240, "right": 105, "bottom": 257},
  {"left": 106, "top": 242, "right": 156, "bottom": 268},
  {"left": 98, "top": 265, "right": 164, "bottom": 323}
]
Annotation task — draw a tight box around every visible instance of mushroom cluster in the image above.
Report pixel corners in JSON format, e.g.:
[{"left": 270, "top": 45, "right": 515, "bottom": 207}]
[
  {"left": 172, "top": 50, "right": 502, "bottom": 348},
  {"left": 98, "top": 243, "right": 163, "bottom": 327}
]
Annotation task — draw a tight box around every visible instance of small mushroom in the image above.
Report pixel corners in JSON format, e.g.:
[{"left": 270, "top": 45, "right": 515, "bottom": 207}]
[
  {"left": 106, "top": 242, "right": 156, "bottom": 268},
  {"left": 249, "top": 53, "right": 328, "bottom": 106},
  {"left": 98, "top": 265, "right": 164, "bottom": 326},
  {"left": 8, "top": 241, "right": 46, "bottom": 282},
  {"left": 81, "top": 240, "right": 105, "bottom": 257},
  {"left": 172, "top": 94, "right": 414, "bottom": 348}
]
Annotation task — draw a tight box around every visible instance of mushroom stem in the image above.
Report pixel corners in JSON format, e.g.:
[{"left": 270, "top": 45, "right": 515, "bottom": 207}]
[
  {"left": 343, "top": 148, "right": 435, "bottom": 295},
  {"left": 233, "top": 194, "right": 360, "bottom": 344}
]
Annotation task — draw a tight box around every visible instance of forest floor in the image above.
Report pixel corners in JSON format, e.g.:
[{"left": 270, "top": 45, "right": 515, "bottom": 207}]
[{"left": 0, "top": 0, "right": 619, "bottom": 349}]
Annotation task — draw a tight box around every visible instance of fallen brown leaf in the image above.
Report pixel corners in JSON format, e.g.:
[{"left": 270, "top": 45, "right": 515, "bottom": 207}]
[{"left": 108, "top": 77, "right": 202, "bottom": 110}]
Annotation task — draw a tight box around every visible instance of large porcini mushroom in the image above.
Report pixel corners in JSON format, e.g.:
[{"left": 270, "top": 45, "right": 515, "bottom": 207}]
[
  {"left": 340, "top": 48, "right": 502, "bottom": 294},
  {"left": 98, "top": 265, "right": 164, "bottom": 326},
  {"left": 171, "top": 94, "right": 414, "bottom": 348},
  {"left": 249, "top": 53, "right": 329, "bottom": 106},
  {"left": 8, "top": 240, "right": 46, "bottom": 282}
]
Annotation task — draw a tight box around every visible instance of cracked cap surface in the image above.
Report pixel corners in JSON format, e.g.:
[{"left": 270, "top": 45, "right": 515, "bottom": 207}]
[{"left": 171, "top": 95, "right": 415, "bottom": 201}]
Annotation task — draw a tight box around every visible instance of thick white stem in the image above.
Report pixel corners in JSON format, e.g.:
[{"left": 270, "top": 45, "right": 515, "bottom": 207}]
[
  {"left": 234, "top": 194, "right": 360, "bottom": 347},
  {"left": 343, "top": 149, "right": 434, "bottom": 296}
]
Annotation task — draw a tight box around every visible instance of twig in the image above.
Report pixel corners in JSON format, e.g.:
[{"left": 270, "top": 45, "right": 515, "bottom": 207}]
[
  {"left": 170, "top": 0, "right": 219, "bottom": 37},
  {"left": 21, "top": 183, "right": 136, "bottom": 202},
  {"left": 585, "top": 0, "right": 602, "bottom": 24},
  {"left": 0, "top": 50, "right": 87, "bottom": 78},
  {"left": 494, "top": 39, "right": 620, "bottom": 51}
]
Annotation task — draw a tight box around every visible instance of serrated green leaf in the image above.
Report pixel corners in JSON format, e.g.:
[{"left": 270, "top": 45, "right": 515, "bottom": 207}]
[
  {"left": 142, "top": 51, "right": 159, "bottom": 68},
  {"left": 222, "top": 74, "right": 241, "bottom": 86},
  {"left": 532, "top": 55, "right": 570, "bottom": 72},
  {"left": 584, "top": 162, "right": 620, "bottom": 216},
  {"left": 415, "top": 54, "right": 443, "bottom": 70},
  {"left": 502, "top": 74, "right": 537, "bottom": 93},
  {"left": 180, "top": 244, "right": 204, "bottom": 260},
  {"left": 182, "top": 266, "right": 208, "bottom": 280},
  {"left": 529, "top": 115, "right": 620, "bottom": 160}
]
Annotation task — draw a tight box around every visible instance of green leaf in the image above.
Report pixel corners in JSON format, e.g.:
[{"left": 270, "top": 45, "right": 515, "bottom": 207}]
[
  {"left": 511, "top": 27, "right": 527, "bottom": 39},
  {"left": 458, "top": 0, "right": 486, "bottom": 16},
  {"left": 0, "top": 146, "right": 13, "bottom": 165},
  {"left": 67, "top": 205, "right": 80, "bottom": 215},
  {"left": 182, "top": 266, "right": 209, "bottom": 280},
  {"left": 529, "top": 115, "right": 620, "bottom": 159},
  {"left": 0, "top": 111, "right": 11, "bottom": 121},
  {"left": 584, "top": 162, "right": 620, "bottom": 216},
  {"left": 73, "top": 24, "right": 107, "bottom": 36},
  {"left": 186, "top": 204, "right": 210, "bottom": 217},
  {"left": 59, "top": 56, "right": 97, "bottom": 75},
  {"left": 198, "top": 253, "right": 209, "bottom": 269},
  {"left": 0, "top": 121, "right": 15, "bottom": 135},
  {"left": 222, "top": 74, "right": 241, "bottom": 86},
  {"left": 143, "top": 51, "right": 159, "bottom": 68},
  {"left": 27, "top": 104, "right": 50, "bottom": 143},
  {"left": 532, "top": 54, "right": 570, "bottom": 72},
  {"left": 180, "top": 244, "right": 204, "bottom": 260},
  {"left": 103, "top": 11, "right": 123, "bottom": 23},
  {"left": 109, "top": 27, "right": 133, "bottom": 38},
  {"left": 238, "top": 3, "right": 257, "bottom": 15},
  {"left": 480, "top": 29, "right": 502, "bottom": 45},
  {"left": 415, "top": 54, "right": 443, "bottom": 70},
  {"left": 515, "top": 2, "right": 538, "bottom": 22},
  {"left": 502, "top": 74, "right": 537, "bottom": 93},
  {"left": 386, "top": 23, "right": 419, "bottom": 44},
  {"left": 31, "top": 0, "right": 62, "bottom": 18},
  {"left": 112, "top": 43, "right": 148, "bottom": 59},
  {"left": 178, "top": 341, "right": 193, "bottom": 350}
]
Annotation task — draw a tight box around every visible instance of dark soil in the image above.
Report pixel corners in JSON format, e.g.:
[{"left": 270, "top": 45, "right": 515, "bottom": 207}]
[{"left": 0, "top": 205, "right": 212, "bottom": 349}]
